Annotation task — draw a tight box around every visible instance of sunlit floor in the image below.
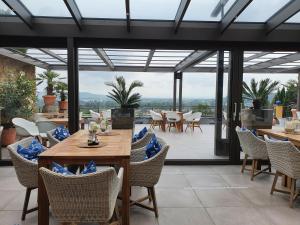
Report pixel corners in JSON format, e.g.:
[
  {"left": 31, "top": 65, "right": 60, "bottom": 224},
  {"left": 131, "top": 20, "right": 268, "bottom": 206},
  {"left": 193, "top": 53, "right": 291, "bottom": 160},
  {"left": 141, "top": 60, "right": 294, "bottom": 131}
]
[
  {"left": 135, "top": 124, "right": 228, "bottom": 160},
  {"left": 0, "top": 165, "right": 300, "bottom": 225}
]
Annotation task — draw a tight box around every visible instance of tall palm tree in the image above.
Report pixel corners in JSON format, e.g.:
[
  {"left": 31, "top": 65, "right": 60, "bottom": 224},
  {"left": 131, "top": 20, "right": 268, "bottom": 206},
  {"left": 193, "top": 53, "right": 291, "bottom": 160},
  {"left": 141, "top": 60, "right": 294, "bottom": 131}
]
[
  {"left": 105, "top": 76, "right": 143, "bottom": 108},
  {"left": 243, "top": 78, "right": 279, "bottom": 107}
]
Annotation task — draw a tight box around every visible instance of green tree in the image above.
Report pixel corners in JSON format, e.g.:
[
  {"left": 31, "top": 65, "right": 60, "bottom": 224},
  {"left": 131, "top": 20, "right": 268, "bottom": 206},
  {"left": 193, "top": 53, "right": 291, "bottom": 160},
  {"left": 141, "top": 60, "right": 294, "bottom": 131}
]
[
  {"left": 243, "top": 78, "right": 279, "bottom": 107},
  {"left": 192, "top": 103, "right": 212, "bottom": 116}
]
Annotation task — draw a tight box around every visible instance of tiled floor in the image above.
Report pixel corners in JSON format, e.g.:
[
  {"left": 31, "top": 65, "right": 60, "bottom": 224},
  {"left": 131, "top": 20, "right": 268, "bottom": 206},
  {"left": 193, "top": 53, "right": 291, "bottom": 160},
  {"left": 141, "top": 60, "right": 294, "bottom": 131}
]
[{"left": 1, "top": 165, "right": 300, "bottom": 225}]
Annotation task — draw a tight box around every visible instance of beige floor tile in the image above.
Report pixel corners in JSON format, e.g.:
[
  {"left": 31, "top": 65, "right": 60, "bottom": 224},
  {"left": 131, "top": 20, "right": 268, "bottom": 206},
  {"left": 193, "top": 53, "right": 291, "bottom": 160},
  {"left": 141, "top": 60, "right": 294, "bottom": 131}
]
[
  {"left": 185, "top": 174, "right": 228, "bottom": 187},
  {"left": 158, "top": 208, "right": 214, "bottom": 225},
  {"left": 195, "top": 188, "right": 252, "bottom": 207},
  {"left": 180, "top": 165, "right": 216, "bottom": 175},
  {"left": 155, "top": 188, "right": 202, "bottom": 208},
  {"left": 206, "top": 206, "right": 273, "bottom": 225},
  {"left": 260, "top": 206, "right": 300, "bottom": 225},
  {"left": 157, "top": 174, "right": 190, "bottom": 188}
]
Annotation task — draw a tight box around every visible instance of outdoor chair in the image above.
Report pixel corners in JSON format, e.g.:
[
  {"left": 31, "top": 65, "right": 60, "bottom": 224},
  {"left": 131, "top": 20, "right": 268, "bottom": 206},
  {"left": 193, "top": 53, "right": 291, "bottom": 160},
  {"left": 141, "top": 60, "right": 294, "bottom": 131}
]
[
  {"left": 129, "top": 137, "right": 169, "bottom": 217},
  {"left": 236, "top": 126, "right": 271, "bottom": 180},
  {"left": 39, "top": 167, "right": 123, "bottom": 225},
  {"left": 131, "top": 128, "right": 154, "bottom": 150},
  {"left": 36, "top": 121, "right": 57, "bottom": 146},
  {"left": 12, "top": 118, "right": 41, "bottom": 141},
  {"left": 89, "top": 109, "right": 100, "bottom": 121},
  {"left": 47, "top": 128, "right": 60, "bottom": 147},
  {"left": 183, "top": 111, "right": 192, "bottom": 121},
  {"left": 264, "top": 135, "right": 300, "bottom": 208},
  {"left": 185, "top": 112, "right": 203, "bottom": 132},
  {"left": 166, "top": 111, "right": 181, "bottom": 132},
  {"left": 7, "top": 137, "right": 39, "bottom": 221},
  {"left": 149, "top": 110, "right": 163, "bottom": 130}
]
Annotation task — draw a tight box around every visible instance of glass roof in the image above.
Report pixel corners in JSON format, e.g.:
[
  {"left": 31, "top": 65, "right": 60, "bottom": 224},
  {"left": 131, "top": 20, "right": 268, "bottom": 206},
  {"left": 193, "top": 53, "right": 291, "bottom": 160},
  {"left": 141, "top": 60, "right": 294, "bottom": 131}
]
[
  {"left": 236, "top": 0, "right": 290, "bottom": 22},
  {"left": 131, "top": 0, "right": 181, "bottom": 20},
  {"left": 75, "top": 0, "right": 125, "bottom": 19},
  {"left": 184, "top": 0, "right": 235, "bottom": 21},
  {"left": 20, "top": 0, "right": 71, "bottom": 17},
  {"left": 0, "top": 1, "right": 15, "bottom": 15},
  {"left": 286, "top": 11, "right": 300, "bottom": 23},
  {"left": 1, "top": 48, "right": 300, "bottom": 72}
]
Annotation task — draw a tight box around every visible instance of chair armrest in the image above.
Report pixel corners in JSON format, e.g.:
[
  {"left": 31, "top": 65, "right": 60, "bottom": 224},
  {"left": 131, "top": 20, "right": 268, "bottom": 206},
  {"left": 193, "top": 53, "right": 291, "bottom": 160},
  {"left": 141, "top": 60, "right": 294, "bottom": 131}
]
[
  {"left": 117, "top": 167, "right": 124, "bottom": 192},
  {"left": 130, "top": 148, "right": 146, "bottom": 162}
]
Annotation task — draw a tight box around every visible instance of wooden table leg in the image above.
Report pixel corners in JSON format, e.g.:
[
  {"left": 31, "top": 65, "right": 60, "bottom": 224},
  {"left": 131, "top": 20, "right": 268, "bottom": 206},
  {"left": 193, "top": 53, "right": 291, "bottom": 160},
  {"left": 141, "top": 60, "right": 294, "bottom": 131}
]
[
  {"left": 121, "top": 159, "right": 130, "bottom": 225},
  {"left": 38, "top": 161, "right": 49, "bottom": 225}
]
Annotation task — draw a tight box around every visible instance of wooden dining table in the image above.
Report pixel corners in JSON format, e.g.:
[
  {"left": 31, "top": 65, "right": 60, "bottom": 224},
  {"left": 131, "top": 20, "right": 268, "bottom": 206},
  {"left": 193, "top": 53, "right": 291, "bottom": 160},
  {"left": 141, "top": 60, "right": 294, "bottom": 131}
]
[{"left": 38, "top": 129, "right": 132, "bottom": 225}]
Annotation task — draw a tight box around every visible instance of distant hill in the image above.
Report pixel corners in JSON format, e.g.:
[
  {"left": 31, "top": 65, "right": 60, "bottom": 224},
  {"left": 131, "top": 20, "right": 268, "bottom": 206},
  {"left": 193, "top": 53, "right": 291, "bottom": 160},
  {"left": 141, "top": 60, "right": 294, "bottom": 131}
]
[{"left": 79, "top": 92, "right": 108, "bottom": 102}]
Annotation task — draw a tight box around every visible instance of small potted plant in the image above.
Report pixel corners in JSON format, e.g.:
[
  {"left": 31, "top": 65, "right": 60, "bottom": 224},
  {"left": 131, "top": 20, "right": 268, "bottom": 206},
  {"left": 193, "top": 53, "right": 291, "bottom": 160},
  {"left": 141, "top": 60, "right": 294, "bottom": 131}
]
[
  {"left": 36, "top": 70, "right": 61, "bottom": 106},
  {"left": 0, "top": 72, "right": 36, "bottom": 146},
  {"left": 105, "top": 76, "right": 143, "bottom": 129},
  {"left": 55, "top": 81, "right": 68, "bottom": 112}
]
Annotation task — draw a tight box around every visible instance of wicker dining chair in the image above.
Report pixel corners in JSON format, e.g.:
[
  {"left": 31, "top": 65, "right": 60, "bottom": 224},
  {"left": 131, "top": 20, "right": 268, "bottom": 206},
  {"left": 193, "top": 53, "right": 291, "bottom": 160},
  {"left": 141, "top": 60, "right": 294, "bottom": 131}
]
[
  {"left": 131, "top": 128, "right": 154, "bottom": 150},
  {"left": 39, "top": 167, "right": 123, "bottom": 225},
  {"left": 7, "top": 137, "right": 39, "bottom": 221},
  {"left": 47, "top": 128, "right": 60, "bottom": 147},
  {"left": 264, "top": 135, "right": 300, "bottom": 208},
  {"left": 129, "top": 137, "right": 169, "bottom": 217},
  {"left": 149, "top": 110, "right": 163, "bottom": 130},
  {"left": 236, "top": 126, "right": 271, "bottom": 180},
  {"left": 185, "top": 112, "right": 203, "bottom": 132},
  {"left": 166, "top": 111, "right": 181, "bottom": 132}
]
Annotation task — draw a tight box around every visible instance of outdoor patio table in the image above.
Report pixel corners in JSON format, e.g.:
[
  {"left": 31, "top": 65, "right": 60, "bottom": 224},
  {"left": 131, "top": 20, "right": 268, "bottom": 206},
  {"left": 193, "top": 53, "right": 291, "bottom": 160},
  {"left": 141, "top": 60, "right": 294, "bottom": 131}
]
[
  {"left": 257, "top": 128, "right": 300, "bottom": 188},
  {"left": 38, "top": 129, "right": 132, "bottom": 225},
  {"left": 161, "top": 111, "right": 184, "bottom": 132}
]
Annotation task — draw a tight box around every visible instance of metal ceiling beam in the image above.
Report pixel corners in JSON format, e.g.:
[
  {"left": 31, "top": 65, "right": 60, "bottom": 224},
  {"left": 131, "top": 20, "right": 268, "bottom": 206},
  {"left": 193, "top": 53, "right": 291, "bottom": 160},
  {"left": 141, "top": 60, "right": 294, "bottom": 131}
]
[
  {"left": 63, "top": 0, "right": 82, "bottom": 30},
  {"left": 93, "top": 48, "right": 115, "bottom": 70},
  {"left": 2, "top": 0, "right": 33, "bottom": 29},
  {"left": 174, "top": 0, "right": 191, "bottom": 33},
  {"left": 266, "top": 0, "right": 300, "bottom": 34},
  {"left": 144, "top": 49, "right": 155, "bottom": 71},
  {"left": 245, "top": 52, "right": 300, "bottom": 71},
  {"left": 125, "top": 0, "right": 130, "bottom": 32},
  {"left": 175, "top": 50, "right": 216, "bottom": 72},
  {"left": 220, "top": 0, "right": 253, "bottom": 33},
  {"left": 244, "top": 52, "right": 272, "bottom": 62},
  {"left": 39, "top": 48, "right": 67, "bottom": 64}
]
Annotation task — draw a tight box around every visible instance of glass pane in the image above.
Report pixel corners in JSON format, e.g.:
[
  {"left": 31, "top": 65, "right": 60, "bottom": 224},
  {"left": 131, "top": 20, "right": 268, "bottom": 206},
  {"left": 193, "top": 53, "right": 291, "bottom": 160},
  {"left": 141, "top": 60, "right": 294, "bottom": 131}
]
[
  {"left": 236, "top": 0, "right": 290, "bottom": 22},
  {"left": 76, "top": 0, "right": 125, "bottom": 19},
  {"left": 0, "top": 1, "right": 15, "bottom": 15},
  {"left": 131, "top": 0, "right": 181, "bottom": 20},
  {"left": 20, "top": 0, "right": 71, "bottom": 17},
  {"left": 184, "top": 0, "right": 235, "bottom": 21},
  {"left": 286, "top": 11, "right": 300, "bottom": 23}
]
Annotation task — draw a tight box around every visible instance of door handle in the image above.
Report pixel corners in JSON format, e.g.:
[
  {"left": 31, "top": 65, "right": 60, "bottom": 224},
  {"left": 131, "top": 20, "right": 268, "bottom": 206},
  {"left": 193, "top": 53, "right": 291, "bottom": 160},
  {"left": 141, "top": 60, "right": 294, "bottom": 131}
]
[{"left": 233, "top": 102, "right": 237, "bottom": 120}]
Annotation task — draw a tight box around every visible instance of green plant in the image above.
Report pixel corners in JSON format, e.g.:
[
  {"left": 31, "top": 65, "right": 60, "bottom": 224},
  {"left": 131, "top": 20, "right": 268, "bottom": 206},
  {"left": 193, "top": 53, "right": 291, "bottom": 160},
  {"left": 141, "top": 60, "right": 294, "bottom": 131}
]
[
  {"left": 0, "top": 72, "right": 36, "bottom": 128},
  {"left": 105, "top": 76, "right": 143, "bottom": 108},
  {"left": 243, "top": 78, "right": 279, "bottom": 107},
  {"left": 36, "top": 70, "right": 62, "bottom": 95},
  {"left": 55, "top": 81, "right": 68, "bottom": 101}
]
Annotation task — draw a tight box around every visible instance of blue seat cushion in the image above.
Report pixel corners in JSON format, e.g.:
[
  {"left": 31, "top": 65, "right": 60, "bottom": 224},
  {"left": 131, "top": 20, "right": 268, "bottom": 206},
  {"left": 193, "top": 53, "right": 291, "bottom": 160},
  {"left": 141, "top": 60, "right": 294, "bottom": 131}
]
[
  {"left": 52, "top": 162, "right": 74, "bottom": 175},
  {"left": 81, "top": 161, "right": 97, "bottom": 174},
  {"left": 52, "top": 161, "right": 97, "bottom": 176},
  {"left": 53, "top": 126, "right": 70, "bottom": 141},
  {"left": 17, "top": 139, "right": 46, "bottom": 162},
  {"left": 145, "top": 134, "right": 162, "bottom": 159},
  {"left": 132, "top": 127, "right": 147, "bottom": 142}
]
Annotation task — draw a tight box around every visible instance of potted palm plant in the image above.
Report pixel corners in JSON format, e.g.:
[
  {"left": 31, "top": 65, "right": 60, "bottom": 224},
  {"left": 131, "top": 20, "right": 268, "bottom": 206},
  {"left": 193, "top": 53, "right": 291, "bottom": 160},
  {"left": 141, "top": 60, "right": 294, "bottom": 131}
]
[
  {"left": 105, "top": 76, "right": 143, "bottom": 129},
  {"left": 0, "top": 72, "right": 36, "bottom": 146},
  {"left": 55, "top": 81, "right": 68, "bottom": 112},
  {"left": 36, "top": 70, "right": 61, "bottom": 106}
]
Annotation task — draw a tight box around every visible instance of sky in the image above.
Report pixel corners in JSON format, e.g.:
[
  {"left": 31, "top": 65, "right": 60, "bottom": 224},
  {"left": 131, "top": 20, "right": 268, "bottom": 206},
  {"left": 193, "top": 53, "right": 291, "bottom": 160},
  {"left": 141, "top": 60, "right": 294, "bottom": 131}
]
[{"left": 36, "top": 67, "right": 298, "bottom": 100}]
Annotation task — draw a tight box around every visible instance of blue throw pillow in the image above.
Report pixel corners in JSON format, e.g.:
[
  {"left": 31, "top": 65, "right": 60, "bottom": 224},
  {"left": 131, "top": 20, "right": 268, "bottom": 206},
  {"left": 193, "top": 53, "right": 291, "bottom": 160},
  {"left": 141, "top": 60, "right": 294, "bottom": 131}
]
[
  {"left": 145, "top": 135, "right": 162, "bottom": 159},
  {"left": 132, "top": 127, "right": 148, "bottom": 143},
  {"left": 53, "top": 126, "right": 70, "bottom": 141},
  {"left": 17, "top": 139, "right": 45, "bottom": 162},
  {"left": 81, "top": 161, "right": 97, "bottom": 174},
  {"left": 52, "top": 162, "right": 74, "bottom": 175}
]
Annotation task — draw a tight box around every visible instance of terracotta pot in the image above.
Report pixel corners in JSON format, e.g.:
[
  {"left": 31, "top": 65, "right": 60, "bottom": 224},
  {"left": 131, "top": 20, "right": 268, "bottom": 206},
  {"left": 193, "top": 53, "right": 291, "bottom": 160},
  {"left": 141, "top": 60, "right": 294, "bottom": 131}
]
[
  {"left": 1, "top": 128, "right": 16, "bottom": 146},
  {"left": 43, "top": 95, "right": 56, "bottom": 106},
  {"left": 59, "top": 100, "right": 68, "bottom": 111}
]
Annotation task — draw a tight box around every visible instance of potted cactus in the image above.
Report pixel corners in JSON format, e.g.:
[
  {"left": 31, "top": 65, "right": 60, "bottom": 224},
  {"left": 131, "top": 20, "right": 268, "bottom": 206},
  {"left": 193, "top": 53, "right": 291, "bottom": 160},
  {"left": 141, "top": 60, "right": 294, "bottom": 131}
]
[{"left": 105, "top": 76, "right": 143, "bottom": 129}]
